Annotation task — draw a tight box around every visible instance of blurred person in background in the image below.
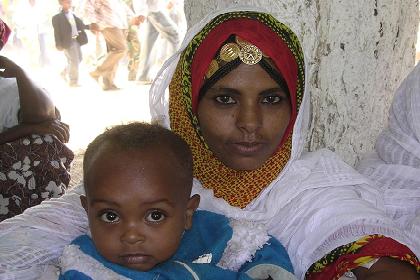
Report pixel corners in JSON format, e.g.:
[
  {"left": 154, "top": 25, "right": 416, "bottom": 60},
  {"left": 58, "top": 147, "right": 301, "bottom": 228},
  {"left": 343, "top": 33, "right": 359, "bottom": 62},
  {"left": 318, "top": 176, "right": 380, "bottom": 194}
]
[
  {"left": 14, "top": 0, "right": 52, "bottom": 67},
  {"left": 135, "top": 0, "right": 180, "bottom": 84},
  {"left": 84, "top": 0, "right": 143, "bottom": 91},
  {"left": 123, "top": 0, "right": 145, "bottom": 81},
  {"left": 156, "top": 0, "right": 186, "bottom": 67},
  {"left": 52, "top": 0, "right": 89, "bottom": 87}
]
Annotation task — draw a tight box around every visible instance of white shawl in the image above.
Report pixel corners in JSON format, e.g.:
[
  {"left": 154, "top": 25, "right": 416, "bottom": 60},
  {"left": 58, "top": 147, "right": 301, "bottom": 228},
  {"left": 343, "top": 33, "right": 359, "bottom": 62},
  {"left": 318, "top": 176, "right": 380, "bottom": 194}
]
[
  {"left": 0, "top": 5, "right": 416, "bottom": 280},
  {"left": 357, "top": 62, "right": 420, "bottom": 259}
]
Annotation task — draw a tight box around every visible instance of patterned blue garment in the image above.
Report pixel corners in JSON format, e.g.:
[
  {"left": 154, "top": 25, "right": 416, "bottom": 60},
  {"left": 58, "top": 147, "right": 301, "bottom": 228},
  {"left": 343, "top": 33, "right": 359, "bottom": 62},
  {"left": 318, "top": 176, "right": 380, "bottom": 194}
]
[{"left": 59, "top": 210, "right": 296, "bottom": 279}]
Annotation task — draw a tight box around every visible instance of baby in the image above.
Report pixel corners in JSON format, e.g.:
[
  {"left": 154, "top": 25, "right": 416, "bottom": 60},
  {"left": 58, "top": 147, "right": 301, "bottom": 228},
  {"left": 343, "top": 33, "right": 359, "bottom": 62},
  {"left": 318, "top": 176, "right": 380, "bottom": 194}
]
[{"left": 59, "top": 122, "right": 296, "bottom": 279}]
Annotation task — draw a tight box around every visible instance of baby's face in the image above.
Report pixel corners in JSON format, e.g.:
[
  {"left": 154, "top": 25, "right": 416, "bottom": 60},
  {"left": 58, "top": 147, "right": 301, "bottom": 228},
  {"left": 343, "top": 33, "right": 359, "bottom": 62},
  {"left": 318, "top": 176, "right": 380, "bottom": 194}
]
[{"left": 81, "top": 148, "right": 197, "bottom": 271}]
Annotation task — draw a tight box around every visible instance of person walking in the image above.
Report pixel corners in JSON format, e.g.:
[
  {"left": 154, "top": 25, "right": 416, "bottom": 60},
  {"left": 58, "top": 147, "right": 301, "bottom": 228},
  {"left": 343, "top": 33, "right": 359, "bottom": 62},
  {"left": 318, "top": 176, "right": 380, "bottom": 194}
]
[
  {"left": 52, "top": 0, "right": 89, "bottom": 87},
  {"left": 123, "top": 0, "right": 144, "bottom": 81},
  {"left": 135, "top": 0, "right": 180, "bottom": 84},
  {"left": 84, "top": 0, "right": 140, "bottom": 90}
]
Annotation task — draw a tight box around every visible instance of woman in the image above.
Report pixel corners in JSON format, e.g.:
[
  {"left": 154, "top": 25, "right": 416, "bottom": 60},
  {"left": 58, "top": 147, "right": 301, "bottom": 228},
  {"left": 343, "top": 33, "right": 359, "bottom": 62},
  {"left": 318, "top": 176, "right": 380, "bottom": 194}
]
[
  {"left": 357, "top": 62, "right": 420, "bottom": 257},
  {"left": 0, "top": 19, "right": 73, "bottom": 222},
  {"left": 1, "top": 7, "right": 419, "bottom": 279}
]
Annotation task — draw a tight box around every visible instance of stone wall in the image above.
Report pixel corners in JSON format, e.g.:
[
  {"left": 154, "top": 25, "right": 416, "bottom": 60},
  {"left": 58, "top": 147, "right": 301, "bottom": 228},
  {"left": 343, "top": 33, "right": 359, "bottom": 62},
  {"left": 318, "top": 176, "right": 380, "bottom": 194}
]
[{"left": 183, "top": 0, "right": 419, "bottom": 165}]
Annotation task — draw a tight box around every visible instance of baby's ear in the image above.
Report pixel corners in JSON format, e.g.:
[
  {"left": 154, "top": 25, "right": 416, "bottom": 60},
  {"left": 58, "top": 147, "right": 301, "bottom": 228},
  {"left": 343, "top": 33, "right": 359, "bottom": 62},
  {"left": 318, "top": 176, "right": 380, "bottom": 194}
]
[
  {"left": 80, "top": 195, "right": 89, "bottom": 213},
  {"left": 184, "top": 194, "right": 200, "bottom": 230}
]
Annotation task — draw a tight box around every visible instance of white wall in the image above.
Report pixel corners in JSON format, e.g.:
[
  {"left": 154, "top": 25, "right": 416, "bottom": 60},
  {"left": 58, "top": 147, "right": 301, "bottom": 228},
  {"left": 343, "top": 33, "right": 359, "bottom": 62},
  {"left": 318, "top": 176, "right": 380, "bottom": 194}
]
[{"left": 183, "top": 0, "right": 419, "bottom": 165}]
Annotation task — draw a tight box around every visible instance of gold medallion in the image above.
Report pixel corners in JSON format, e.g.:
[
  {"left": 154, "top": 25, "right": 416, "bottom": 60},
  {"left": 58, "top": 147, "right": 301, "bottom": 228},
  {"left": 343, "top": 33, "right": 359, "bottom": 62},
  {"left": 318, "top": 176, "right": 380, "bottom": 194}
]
[
  {"left": 219, "top": 43, "right": 240, "bottom": 62},
  {"left": 239, "top": 43, "right": 262, "bottom": 65}
]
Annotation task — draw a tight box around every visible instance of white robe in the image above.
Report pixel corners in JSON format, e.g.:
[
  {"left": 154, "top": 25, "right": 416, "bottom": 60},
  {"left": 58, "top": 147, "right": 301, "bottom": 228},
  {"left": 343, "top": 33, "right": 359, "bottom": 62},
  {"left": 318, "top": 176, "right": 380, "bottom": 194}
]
[{"left": 357, "top": 62, "right": 420, "bottom": 262}]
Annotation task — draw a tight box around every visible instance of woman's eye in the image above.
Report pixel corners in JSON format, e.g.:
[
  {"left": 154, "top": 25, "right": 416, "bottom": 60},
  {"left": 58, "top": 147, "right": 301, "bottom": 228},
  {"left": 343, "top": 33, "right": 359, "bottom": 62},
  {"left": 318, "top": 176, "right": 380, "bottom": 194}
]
[
  {"left": 262, "top": 95, "right": 283, "bottom": 104},
  {"left": 100, "top": 211, "right": 120, "bottom": 223},
  {"left": 145, "top": 210, "right": 166, "bottom": 223},
  {"left": 215, "top": 95, "right": 236, "bottom": 104}
]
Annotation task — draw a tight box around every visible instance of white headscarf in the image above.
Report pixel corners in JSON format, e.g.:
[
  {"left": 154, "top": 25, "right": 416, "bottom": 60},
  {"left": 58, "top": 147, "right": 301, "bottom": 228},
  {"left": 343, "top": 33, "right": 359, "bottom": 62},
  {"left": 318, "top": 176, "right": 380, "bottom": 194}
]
[
  {"left": 376, "top": 62, "right": 420, "bottom": 167},
  {"left": 150, "top": 5, "right": 417, "bottom": 279},
  {"left": 357, "top": 62, "right": 420, "bottom": 259}
]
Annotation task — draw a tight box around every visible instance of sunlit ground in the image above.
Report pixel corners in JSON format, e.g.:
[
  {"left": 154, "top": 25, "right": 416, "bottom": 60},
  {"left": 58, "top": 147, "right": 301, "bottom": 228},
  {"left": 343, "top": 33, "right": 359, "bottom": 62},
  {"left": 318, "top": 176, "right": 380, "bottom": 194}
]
[
  {"left": 41, "top": 65, "right": 151, "bottom": 152},
  {"left": 51, "top": 72, "right": 152, "bottom": 152}
]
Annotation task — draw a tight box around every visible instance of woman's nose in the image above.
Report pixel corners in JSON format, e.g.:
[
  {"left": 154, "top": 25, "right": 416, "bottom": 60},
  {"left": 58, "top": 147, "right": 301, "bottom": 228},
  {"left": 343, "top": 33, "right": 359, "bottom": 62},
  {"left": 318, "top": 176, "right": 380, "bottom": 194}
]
[
  {"left": 120, "top": 224, "right": 145, "bottom": 244},
  {"left": 236, "top": 103, "right": 262, "bottom": 134}
]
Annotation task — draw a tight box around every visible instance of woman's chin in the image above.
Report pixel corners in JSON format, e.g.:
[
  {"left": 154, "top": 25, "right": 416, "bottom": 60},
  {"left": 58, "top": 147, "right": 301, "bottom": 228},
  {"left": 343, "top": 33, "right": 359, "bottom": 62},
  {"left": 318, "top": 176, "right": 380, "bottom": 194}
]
[{"left": 222, "top": 157, "right": 266, "bottom": 171}]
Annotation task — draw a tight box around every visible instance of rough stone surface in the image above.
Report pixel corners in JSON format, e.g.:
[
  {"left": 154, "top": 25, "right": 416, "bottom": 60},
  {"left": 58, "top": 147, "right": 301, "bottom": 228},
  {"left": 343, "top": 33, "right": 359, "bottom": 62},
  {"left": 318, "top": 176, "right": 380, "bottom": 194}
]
[{"left": 184, "top": 0, "right": 419, "bottom": 165}]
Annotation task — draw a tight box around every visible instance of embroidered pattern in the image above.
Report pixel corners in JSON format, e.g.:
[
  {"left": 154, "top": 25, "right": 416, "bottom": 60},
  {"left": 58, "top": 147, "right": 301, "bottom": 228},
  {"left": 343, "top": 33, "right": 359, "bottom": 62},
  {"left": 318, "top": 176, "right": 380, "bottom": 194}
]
[
  {"left": 0, "top": 134, "right": 73, "bottom": 221},
  {"left": 306, "top": 234, "right": 420, "bottom": 279}
]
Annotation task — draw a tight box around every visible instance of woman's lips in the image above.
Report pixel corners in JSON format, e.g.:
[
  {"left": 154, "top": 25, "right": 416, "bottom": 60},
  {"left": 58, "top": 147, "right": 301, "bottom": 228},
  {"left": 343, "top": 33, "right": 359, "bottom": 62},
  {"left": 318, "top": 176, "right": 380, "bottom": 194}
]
[{"left": 229, "top": 142, "right": 265, "bottom": 155}]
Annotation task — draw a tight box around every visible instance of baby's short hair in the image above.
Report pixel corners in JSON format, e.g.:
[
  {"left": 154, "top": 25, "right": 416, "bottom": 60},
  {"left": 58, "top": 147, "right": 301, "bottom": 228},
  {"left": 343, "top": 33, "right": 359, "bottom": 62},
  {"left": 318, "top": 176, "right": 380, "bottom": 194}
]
[{"left": 83, "top": 122, "right": 192, "bottom": 185}]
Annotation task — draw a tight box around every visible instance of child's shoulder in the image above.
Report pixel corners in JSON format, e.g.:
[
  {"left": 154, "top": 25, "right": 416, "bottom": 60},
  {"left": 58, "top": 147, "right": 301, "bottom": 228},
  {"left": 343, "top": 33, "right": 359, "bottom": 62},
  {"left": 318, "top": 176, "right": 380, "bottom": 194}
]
[
  {"left": 190, "top": 210, "right": 232, "bottom": 242},
  {"left": 195, "top": 209, "right": 228, "bottom": 222},
  {"left": 70, "top": 234, "right": 91, "bottom": 246}
]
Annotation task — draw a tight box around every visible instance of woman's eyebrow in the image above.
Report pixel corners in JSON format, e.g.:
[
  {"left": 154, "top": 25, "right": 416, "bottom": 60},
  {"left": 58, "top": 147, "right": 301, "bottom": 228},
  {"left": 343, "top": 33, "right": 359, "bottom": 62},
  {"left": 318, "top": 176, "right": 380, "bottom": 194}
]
[
  {"left": 259, "top": 87, "right": 286, "bottom": 96},
  {"left": 207, "top": 87, "right": 240, "bottom": 95}
]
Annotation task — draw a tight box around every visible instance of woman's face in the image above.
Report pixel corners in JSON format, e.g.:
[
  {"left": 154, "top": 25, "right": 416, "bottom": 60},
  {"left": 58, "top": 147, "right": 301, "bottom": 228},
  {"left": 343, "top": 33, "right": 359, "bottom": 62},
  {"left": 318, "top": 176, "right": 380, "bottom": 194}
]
[{"left": 197, "top": 63, "right": 291, "bottom": 171}]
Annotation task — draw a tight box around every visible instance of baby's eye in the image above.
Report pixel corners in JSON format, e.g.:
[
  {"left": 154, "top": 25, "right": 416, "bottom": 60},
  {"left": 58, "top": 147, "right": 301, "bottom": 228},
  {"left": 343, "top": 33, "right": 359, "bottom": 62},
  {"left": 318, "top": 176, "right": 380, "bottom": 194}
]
[
  {"left": 145, "top": 210, "right": 166, "bottom": 223},
  {"left": 261, "top": 95, "right": 283, "bottom": 104},
  {"left": 215, "top": 95, "right": 236, "bottom": 104},
  {"left": 100, "top": 211, "right": 120, "bottom": 223}
]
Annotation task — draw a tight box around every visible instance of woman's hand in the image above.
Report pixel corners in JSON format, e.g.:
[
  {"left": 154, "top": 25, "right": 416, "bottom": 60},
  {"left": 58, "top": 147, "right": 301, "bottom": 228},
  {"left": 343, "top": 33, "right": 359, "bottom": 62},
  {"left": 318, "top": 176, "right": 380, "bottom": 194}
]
[
  {"left": 0, "top": 120, "right": 70, "bottom": 144},
  {"left": 353, "top": 257, "right": 419, "bottom": 280},
  {"left": 28, "top": 120, "right": 70, "bottom": 143}
]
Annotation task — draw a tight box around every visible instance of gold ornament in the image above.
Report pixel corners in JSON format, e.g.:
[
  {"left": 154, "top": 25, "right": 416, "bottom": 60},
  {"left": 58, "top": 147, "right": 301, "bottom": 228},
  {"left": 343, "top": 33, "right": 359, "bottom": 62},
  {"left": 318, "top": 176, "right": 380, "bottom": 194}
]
[
  {"left": 204, "top": 36, "right": 267, "bottom": 80},
  {"left": 219, "top": 43, "right": 240, "bottom": 62},
  {"left": 238, "top": 43, "right": 262, "bottom": 65},
  {"left": 205, "top": 59, "right": 219, "bottom": 78}
]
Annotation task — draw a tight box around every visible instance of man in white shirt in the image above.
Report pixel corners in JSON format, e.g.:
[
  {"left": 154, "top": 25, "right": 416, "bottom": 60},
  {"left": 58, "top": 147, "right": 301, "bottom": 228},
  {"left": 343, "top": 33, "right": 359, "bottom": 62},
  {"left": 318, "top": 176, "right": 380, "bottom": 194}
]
[{"left": 84, "top": 0, "right": 142, "bottom": 90}]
